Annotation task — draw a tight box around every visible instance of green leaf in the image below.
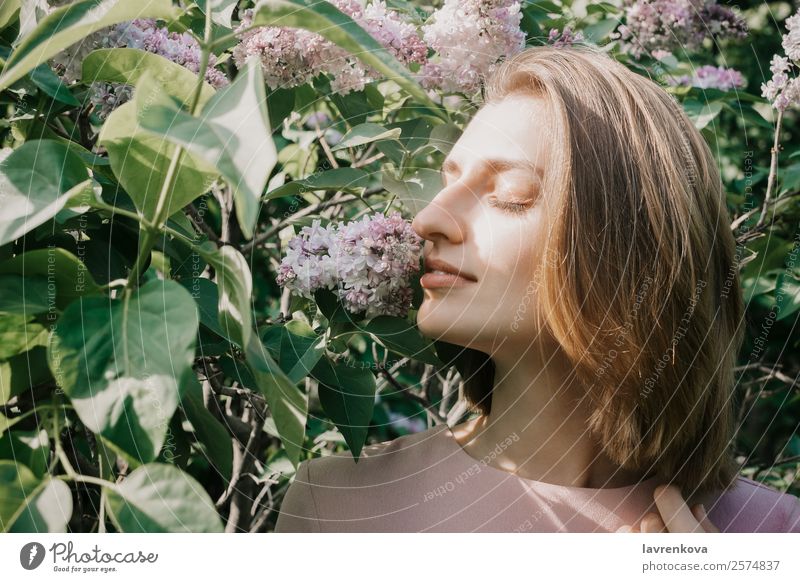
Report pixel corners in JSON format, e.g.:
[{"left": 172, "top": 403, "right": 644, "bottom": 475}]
[
  {"left": 311, "top": 356, "right": 376, "bottom": 460},
  {"left": 97, "top": 72, "right": 220, "bottom": 222},
  {"left": 196, "top": 242, "right": 253, "bottom": 350},
  {"left": 0, "top": 274, "right": 50, "bottom": 315},
  {"left": 82, "top": 48, "right": 217, "bottom": 105},
  {"left": 178, "top": 277, "right": 229, "bottom": 340},
  {"left": 0, "top": 314, "right": 48, "bottom": 359},
  {"left": 245, "top": 334, "right": 308, "bottom": 467},
  {"left": 29, "top": 63, "right": 81, "bottom": 106},
  {"left": 0, "top": 461, "right": 72, "bottom": 533},
  {"left": 138, "top": 58, "right": 275, "bottom": 239},
  {"left": 382, "top": 167, "right": 442, "bottom": 216},
  {"left": 0, "top": 0, "right": 178, "bottom": 91},
  {"left": 0, "top": 0, "right": 19, "bottom": 31},
  {"left": 0, "top": 347, "right": 52, "bottom": 407},
  {"left": 683, "top": 100, "right": 723, "bottom": 130},
  {"left": 0, "top": 141, "right": 91, "bottom": 247},
  {"left": 332, "top": 122, "right": 402, "bottom": 150},
  {"left": 265, "top": 320, "right": 326, "bottom": 384},
  {"left": 0, "top": 428, "right": 51, "bottom": 479},
  {"left": 581, "top": 19, "right": 619, "bottom": 43},
  {"left": 0, "top": 248, "right": 100, "bottom": 311},
  {"left": 364, "top": 315, "right": 441, "bottom": 365},
  {"left": 198, "top": 0, "right": 237, "bottom": 28},
  {"left": 105, "top": 463, "right": 223, "bottom": 532},
  {"left": 251, "top": 0, "right": 447, "bottom": 121},
  {"left": 264, "top": 167, "right": 370, "bottom": 200},
  {"left": 775, "top": 273, "right": 800, "bottom": 321},
  {"left": 179, "top": 373, "right": 233, "bottom": 482},
  {"left": 427, "top": 123, "right": 462, "bottom": 156},
  {"left": 47, "top": 279, "right": 199, "bottom": 464}
]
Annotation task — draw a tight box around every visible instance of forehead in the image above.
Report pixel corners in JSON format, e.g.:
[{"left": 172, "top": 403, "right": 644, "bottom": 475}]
[{"left": 449, "top": 95, "right": 550, "bottom": 167}]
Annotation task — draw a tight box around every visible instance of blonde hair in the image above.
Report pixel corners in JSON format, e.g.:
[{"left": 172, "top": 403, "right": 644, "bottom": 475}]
[{"left": 460, "top": 44, "right": 745, "bottom": 497}]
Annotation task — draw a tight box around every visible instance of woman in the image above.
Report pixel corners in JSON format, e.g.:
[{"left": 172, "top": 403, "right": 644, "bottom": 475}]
[{"left": 274, "top": 44, "right": 800, "bottom": 533}]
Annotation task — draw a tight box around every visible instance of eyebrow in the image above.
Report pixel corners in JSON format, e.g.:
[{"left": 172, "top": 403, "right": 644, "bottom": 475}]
[{"left": 442, "top": 156, "right": 543, "bottom": 179}]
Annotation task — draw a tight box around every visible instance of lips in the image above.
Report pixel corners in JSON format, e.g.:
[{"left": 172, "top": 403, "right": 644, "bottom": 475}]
[{"left": 421, "top": 256, "right": 477, "bottom": 289}]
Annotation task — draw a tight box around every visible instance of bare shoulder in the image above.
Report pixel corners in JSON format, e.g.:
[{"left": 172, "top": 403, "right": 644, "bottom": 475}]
[
  {"left": 303, "top": 424, "right": 451, "bottom": 488},
  {"left": 707, "top": 476, "right": 800, "bottom": 532}
]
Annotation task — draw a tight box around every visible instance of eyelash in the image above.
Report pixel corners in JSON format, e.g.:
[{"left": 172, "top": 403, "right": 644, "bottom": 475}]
[{"left": 488, "top": 196, "right": 534, "bottom": 214}]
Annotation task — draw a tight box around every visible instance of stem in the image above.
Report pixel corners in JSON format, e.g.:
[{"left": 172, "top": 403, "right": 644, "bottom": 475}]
[
  {"left": 55, "top": 472, "right": 118, "bottom": 490},
  {"left": 125, "top": 7, "right": 215, "bottom": 289},
  {"left": 756, "top": 109, "right": 784, "bottom": 229},
  {"left": 51, "top": 392, "right": 76, "bottom": 478}
]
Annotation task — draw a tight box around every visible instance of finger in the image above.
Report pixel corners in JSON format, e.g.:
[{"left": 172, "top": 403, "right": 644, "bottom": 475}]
[
  {"left": 691, "top": 504, "right": 720, "bottom": 533},
  {"left": 616, "top": 524, "right": 633, "bottom": 533},
  {"left": 641, "top": 512, "right": 667, "bottom": 533},
  {"left": 653, "top": 485, "right": 704, "bottom": 532}
]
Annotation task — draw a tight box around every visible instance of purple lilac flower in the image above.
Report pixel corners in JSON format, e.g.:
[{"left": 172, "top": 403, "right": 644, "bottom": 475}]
[
  {"left": 113, "top": 19, "right": 229, "bottom": 90},
  {"left": 547, "top": 26, "right": 585, "bottom": 48},
  {"left": 232, "top": 1, "right": 427, "bottom": 95},
  {"left": 614, "top": 0, "right": 747, "bottom": 59},
  {"left": 762, "top": 10, "right": 800, "bottom": 111},
  {"left": 420, "top": 0, "right": 526, "bottom": 94},
  {"left": 666, "top": 64, "right": 746, "bottom": 91},
  {"left": 47, "top": 12, "right": 230, "bottom": 122},
  {"left": 277, "top": 212, "right": 423, "bottom": 319}
]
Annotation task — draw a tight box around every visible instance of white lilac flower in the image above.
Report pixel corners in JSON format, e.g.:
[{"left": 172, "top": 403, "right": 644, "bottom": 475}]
[
  {"left": 277, "top": 212, "right": 423, "bottom": 319},
  {"left": 420, "top": 0, "right": 526, "bottom": 94},
  {"left": 762, "top": 10, "right": 800, "bottom": 111},
  {"left": 232, "top": 1, "right": 427, "bottom": 95},
  {"left": 666, "top": 64, "right": 746, "bottom": 91},
  {"left": 614, "top": 0, "right": 747, "bottom": 59}
]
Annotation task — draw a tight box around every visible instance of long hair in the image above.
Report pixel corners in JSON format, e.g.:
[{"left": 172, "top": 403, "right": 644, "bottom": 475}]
[{"left": 459, "top": 44, "right": 745, "bottom": 497}]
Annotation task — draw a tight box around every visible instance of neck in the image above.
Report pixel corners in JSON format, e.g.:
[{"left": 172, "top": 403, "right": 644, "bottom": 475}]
[{"left": 452, "top": 340, "right": 648, "bottom": 489}]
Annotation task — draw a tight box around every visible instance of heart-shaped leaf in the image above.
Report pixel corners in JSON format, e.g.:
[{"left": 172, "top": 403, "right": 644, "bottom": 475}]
[
  {"left": 105, "top": 463, "right": 223, "bottom": 532},
  {"left": 47, "top": 279, "right": 199, "bottom": 464}
]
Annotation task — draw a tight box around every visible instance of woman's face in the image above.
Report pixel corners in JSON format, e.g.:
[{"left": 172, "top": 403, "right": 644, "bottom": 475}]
[{"left": 411, "top": 95, "right": 554, "bottom": 354}]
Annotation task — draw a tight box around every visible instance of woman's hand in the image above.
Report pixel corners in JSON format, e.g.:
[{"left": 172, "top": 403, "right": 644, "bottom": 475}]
[{"left": 616, "top": 484, "right": 719, "bottom": 533}]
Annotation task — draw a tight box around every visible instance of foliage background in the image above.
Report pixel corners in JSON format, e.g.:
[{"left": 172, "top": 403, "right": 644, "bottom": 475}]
[{"left": 0, "top": 0, "right": 798, "bottom": 533}]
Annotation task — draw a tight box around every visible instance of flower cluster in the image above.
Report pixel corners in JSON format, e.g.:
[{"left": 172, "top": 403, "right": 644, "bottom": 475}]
[
  {"left": 762, "top": 10, "right": 800, "bottom": 111},
  {"left": 276, "top": 212, "right": 423, "bottom": 319},
  {"left": 420, "top": 0, "right": 526, "bottom": 94},
  {"left": 666, "top": 64, "right": 746, "bottom": 91},
  {"left": 614, "top": 0, "right": 747, "bottom": 59},
  {"left": 48, "top": 12, "right": 229, "bottom": 121},
  {"left": 547, "top": 26, "right": 584, "bottom": 48},
  {"left": 113, "top": 19, "right": 229, "bottom": 89},
  {"left": 232, "top": 0, "right": 427, "bottom": 95}
]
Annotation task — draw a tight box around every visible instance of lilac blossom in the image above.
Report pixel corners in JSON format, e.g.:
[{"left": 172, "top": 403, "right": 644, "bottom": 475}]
[
  {"left": 762, "top": 10, "right": 800, "bottom": 111},
  {"left": 614, "top": 0, "right": 747, "bottom": 59},
  {"left": 232, "top": 1, "right": 427, "bottom": 95},
  {"left": 420, "top": 0, "right": 526, "bottom": 94},
  {"left": 666, "top": 64, "right": 746, "bottom": 91},
  {"left": 47, "top": 13, "right": 229, "bottom": 122},
  {"left": 547, "top": 26, "right": 585, "bottom": 48},
  {"left": 277, "top": 212, "right": 423, "bottom": 319}
]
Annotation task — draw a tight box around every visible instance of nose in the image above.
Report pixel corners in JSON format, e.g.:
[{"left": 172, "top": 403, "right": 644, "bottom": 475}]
[{"left": 410, "top": 179, "right": 471, "bottom": 244}]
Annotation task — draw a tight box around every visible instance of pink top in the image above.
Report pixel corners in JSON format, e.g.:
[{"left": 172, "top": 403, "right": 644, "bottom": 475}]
[{"left": 274, "top": 423, "right": 800, "bottom": 532}]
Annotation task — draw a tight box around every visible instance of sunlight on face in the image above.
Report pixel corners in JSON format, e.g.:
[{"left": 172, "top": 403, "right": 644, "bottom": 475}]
[{"left": 411, "top": 95, "right": 555, "bottom": 355}]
